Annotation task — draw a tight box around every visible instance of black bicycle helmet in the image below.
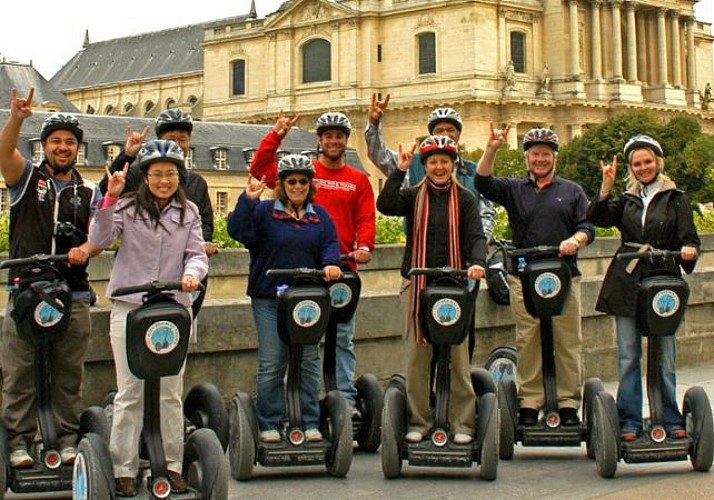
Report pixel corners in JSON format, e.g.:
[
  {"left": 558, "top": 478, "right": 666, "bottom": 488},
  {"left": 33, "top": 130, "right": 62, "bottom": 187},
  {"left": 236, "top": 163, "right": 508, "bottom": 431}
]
[
  {"left": 315, "top": 112, "right": 351, "bottom": 137},
  {"left": 155, "top": 109, "right": 193, "bottom": 137},
  {"left": 40, "top": 113, "right": 83, "bottom": 143},
  {"left": 427, "top": 107, "right": 463, "bottom": 134}
]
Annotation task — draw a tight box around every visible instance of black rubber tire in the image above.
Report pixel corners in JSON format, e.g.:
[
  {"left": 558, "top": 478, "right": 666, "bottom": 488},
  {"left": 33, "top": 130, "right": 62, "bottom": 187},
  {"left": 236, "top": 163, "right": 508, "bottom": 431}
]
[
  {"left": 593, "top": 392, "right": 618, "bottom": 479},
  {"left": 380, "top": 385, "right": 405, "bottom": 479},
  {"left": 324, "top": 391, "right": 353, "bottom": 477},
  {"left": 683, "top": 386, "right": 714, "bottom": 472},
  {"left": 0, "top": 421, "right": 8, "bottom": 499},
  {"left": 583, "top": 378, "right": 605, "bottom": 460},
  {"left": 484, "top": 346, "right": 517, "bottom": 385},
  {"left": 478, "top": 392, "right": 499, "bottom": 481},
  {"left": 386, "top": 373, "right": 407, "bottom": 394},
  {"left": 497, "top": 379, "right": 516, "bottom": 460},
  {"left": 73, "top": 433, "right": 114, "bottom": 500},
  {"left": 184, "top": 382, "right": 229, "bottom": 451},
  {"left": 355, "top": 373, "right": 383, "bottom": 452},
  {"left": 228, "top": 393, "right": 256, "bottom": 481},
  {"left": 79, "top": 405, "right": 111, "bottom": 445},
  {"left": 184, "top": 428, "right": 229, "bottom": 500},
  {"left": 471, "top": 367, "right": 496, "bottom": 395}
]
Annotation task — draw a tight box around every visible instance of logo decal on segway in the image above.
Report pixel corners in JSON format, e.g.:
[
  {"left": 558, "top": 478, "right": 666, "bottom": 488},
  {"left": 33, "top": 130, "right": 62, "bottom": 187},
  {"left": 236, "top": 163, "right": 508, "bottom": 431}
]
[
  {"left": 73, "top": 452, "right": 88, "bottom": 500},
  {"left": 293, "top": 300, "right": 321, "bottom": 327},
  {"left": 329, "top": 283, "right": 352, "bottom": 308},
  {"left": 145, "top": 321, "right": 180, "bottom": 355},
  {"left": 534, "top": 272, "right": 561, "bottom": 299},
  {"left": 652, "top": 290, "right": 680, "bottom": 317},
  {"left": 34, "top": 299, "right": 64, "bottom": 327},
  {"left": 432, "top": 299, "right": 461, "bottom": 327}
]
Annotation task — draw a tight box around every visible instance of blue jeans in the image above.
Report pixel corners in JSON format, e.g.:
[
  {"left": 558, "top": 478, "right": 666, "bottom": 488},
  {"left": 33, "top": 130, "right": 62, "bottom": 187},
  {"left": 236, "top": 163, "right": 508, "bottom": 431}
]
[
  {"left": 335, "top": 314, "right": 358, "bottom": 406},
  {"left": 251, "top": 298, "right": 321, "bottom": 431},
  {"left": 616, "top": 316, "right": 682, "bottom": 432}
]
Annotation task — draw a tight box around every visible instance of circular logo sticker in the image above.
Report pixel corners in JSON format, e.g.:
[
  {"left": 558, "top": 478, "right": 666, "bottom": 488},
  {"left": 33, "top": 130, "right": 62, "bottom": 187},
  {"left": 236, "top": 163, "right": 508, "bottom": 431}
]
[
  {"left": 145, "top": 321, "right": 180, "bottom": 355},
  {"left": 432, "top": 298, "right": 461, "bottom": 327},
  {"left": 329, "top": 283, "right": 353, "bottom": 308},
  {"left": 34, "top": 299, "right": 64, "bottom": 327},
  {"left": 293, "top": 300, "right": 321, "bottom": 328},
  {"left": 534, "top": 272, "right": 561, "bottom": 299},
  {"left": 652, "top": 290, "right": 680, "bottom": 317}
]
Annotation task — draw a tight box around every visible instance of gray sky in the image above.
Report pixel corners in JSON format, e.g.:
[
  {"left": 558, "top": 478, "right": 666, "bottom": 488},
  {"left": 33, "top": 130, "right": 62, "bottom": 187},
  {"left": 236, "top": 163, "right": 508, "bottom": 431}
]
[{"left": 1, "top": 0, "right": 713, "bottom": 81}]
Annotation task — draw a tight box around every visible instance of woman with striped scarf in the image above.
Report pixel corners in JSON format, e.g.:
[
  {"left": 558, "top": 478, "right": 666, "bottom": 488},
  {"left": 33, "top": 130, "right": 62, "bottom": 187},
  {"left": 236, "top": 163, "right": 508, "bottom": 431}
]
[{"left": 376, "top": 136, "right": 488, "bottom": 445}]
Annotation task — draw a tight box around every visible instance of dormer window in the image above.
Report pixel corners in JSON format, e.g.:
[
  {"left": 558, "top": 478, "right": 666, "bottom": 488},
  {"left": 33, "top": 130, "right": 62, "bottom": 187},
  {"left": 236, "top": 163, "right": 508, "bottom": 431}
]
[{"left": 211, "top": 147, "right": 228, "bottom": 170}]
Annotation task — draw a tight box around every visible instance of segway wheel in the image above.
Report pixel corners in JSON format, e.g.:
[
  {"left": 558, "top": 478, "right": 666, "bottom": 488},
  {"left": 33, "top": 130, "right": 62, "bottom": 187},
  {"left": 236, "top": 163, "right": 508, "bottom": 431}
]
[
  {"left": 484, "top": 346, "right": 517, "bottom": 385},
  {"left": 228, "top": 394, "right": 256, "bottom": 481},
  {"left": 583, "top": 378, "right": 605, "bottom": 460},
  {"left": 73, "top": 433, "right": 114, "bottom": 500},
  {"left": 79, "top": 405, "right": 111, "bottom": 445},
  {"left": 380, "top": 385, "right": 405, "bottom": 478},
  {"left": 355, "top": 373, "right": 383, "bottom": 452},
  {"left": 592, "top": 392, "right": 618, "bottom": 479},
  {"left": 497, "top": 379, "right": 516, "bottom": 460},
  {"left": 478, "top": 392, "right": 499, "bottom": 481},
  {"left": 184, "top": 428, "right": 229, "bottom": 499},
  {"left": 0, "top": 421, "right": 8, "bottom": 497},
  {"left": 386, "top": 373, "right": 407, "bottom": 394},
  {"left": 471, "top": 367, "right": 496, "bottom": 395},
  {"left": 324, "top": 391, "right": 353, "bottom": 477},
  {"left": 683, "top": 386, "right": 714, "bottom": 472},
  {"left": 184, "top": 382, "right": 230, "bottom": 451}
]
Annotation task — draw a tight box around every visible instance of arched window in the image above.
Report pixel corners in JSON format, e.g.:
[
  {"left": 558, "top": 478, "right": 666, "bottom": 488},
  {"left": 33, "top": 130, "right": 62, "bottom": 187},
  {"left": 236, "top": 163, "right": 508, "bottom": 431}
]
[
  {"left": 104, "top": 104, "right": 114, "bottom": 115},
  {"left": 144, "top": 100, "right": 155, "bottom": 115},
  {"left": 165, "top": 98, "right": 176, "bottom": 110},
  {"left": 232, "top": 60, "right": 246, "bottom": 95},
  {"left": 418, "top": 32, "right": 436, "bottom": 75},
  {"left": 302, "top": 39, "right": 331, "bottom": 83},
  {"left": 510, "top": 32, "right": 526, "bottom": 73}
]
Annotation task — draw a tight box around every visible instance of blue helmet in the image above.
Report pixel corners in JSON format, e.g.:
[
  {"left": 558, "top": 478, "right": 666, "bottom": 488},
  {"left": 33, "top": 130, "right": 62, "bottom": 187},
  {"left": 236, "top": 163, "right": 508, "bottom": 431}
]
[{"left": 137, "top": 139, "right": 185, "bottom": 172}]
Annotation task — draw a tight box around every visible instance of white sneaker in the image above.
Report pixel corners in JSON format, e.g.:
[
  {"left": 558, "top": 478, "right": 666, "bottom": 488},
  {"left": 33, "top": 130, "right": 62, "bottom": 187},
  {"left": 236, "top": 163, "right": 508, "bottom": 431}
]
[
  {"left": 60, "top": 446, "right": 77, "bottom": 464},
  {"left": 10, "top": 449, "right": 34, "bottom": 468},
  {"left": 305, "top": 428, "right": 323, "bottom": 441},
  {"left": 405, "top": 430, "right": 423, "bottom": 443},
  {"left": 453, "top": 433, "right": 473, "bottom": 445},
  {"left": 260, "top": 430, "right": 281, "bottom": 443}
]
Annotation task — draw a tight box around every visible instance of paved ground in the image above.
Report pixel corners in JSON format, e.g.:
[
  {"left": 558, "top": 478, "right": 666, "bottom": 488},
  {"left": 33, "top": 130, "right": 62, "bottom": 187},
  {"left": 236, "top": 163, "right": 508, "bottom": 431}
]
[{"left": 8, "top": 363, "right": 714, "bottom": 499}]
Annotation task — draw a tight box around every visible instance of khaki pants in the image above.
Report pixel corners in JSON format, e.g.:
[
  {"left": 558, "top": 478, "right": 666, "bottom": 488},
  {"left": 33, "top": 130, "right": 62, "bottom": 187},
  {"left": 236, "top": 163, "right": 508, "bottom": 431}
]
[
  {"left": 1, "top": 298, "right": 91, "bottom": 451},
  {"left": 400, "top": 280, "right": 476, "bottom": 436},
  {"left": 108, "top": 300, "right": 185, "bottom": 477},
  {"left": 508, "top": 275, "right": 583, "bottom": 410}
]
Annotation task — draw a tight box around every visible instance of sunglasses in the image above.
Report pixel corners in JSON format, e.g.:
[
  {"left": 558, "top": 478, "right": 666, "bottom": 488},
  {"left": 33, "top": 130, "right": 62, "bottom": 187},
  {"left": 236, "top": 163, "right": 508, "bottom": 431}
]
[{"left": 285, "top": 178, "right": 310, "bottom": 186}]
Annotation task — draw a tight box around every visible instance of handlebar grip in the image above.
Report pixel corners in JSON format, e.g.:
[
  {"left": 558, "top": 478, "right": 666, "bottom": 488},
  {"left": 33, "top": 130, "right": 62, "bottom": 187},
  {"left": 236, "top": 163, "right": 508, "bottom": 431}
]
[
  {"left": 266, "top": 268, "right": 326, "bottom": 278},
  {"left": 111, "top": 281, "right": 184, "bottom": 298}
]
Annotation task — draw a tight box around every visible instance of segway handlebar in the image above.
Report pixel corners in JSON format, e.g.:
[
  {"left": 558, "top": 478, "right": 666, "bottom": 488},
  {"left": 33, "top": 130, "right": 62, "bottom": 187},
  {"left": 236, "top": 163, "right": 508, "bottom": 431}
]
[
  {"left": 616, "top": 249, "right": 682, "bottom": 262},
  {"left": 506, "top": 245, "right": 561, "bottom": 259},
  {"left": 0, "top": 253, "right": 68, "bottom": 270},
  {"left": 266, "top": 268, "right": 326, "bottom": 278},
  {"left": 111, "top": 280, "right": 203, "bottom": 298},
  {"left": 407, "top": 267, "right": 469, "bottom": 278}
]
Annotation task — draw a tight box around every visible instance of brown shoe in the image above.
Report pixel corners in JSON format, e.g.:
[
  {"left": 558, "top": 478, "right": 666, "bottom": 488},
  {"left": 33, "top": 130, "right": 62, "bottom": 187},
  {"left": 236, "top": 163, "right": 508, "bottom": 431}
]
[
  {"left": 115, "top": 477, "right": 138, "bottom": 497},
  {"left": 167, "top": 470, "right": 188, "bottom": 494}
]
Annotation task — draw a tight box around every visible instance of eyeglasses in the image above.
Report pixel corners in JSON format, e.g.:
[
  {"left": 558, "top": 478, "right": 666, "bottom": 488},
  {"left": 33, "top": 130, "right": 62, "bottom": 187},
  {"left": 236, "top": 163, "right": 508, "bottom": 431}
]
[
  {"left": 147, "top": 171, "right": 180, "bottom": 180},
  {"left": 285, "top": 178, "right": 309, "bottom": 186}
]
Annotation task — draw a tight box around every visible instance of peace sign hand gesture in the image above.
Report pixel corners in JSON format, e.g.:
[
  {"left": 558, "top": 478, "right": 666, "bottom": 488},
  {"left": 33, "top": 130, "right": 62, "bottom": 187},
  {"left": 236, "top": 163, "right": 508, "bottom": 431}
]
[
  {"left": 397, "top": 143, "right": 416, "bottom": 172},
  {"left": 10, "top": 88, "right": 34, "bottom": 121},
  {"left": 124, "top": 126, "right": 150, "bottom": 156},
  {"left": 273, "top": 110, "right": 300, "bottom": 137},
  {"left": 368, "top": 93, "right": 391, "bottom": 125},
  {"left": 245, "top": 175, "right": 267, "bottom": 200}
]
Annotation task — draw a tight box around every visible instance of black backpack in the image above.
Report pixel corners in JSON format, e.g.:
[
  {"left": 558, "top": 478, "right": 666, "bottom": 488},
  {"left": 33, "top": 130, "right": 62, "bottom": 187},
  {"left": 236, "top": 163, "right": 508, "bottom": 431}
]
[{"left": 485, "top": 240, "right": 512, "bottom": 306}]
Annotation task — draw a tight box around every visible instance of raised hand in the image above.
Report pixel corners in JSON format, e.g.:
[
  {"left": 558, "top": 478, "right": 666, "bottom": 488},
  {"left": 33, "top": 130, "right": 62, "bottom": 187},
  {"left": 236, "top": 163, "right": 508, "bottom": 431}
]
[
  {"left": 245, "top": 175, "right": 267, "bottom": 200},
  {"left": 368, "top": 93, "right": 391, "bottom": 125},
  {"left": 486, "top": 122, "right": 511, "bottom": 150},
  {"left": 105, "top": 162, "right": 129, "bottom": 198},
  {"left": 397, "top": 143, "right": 416, "bottom": 172},
  {"left": 599, "top": 155, "right": 618, "bottom": 195},
  {"left": 10, "top": 88, "right": 34, "bottom": 121},
  {"left": 124, "top": 125, "right": 150, "bottom": 156},
  {"left": 273, "top": 110, "right": 300, "bottom": 137}
]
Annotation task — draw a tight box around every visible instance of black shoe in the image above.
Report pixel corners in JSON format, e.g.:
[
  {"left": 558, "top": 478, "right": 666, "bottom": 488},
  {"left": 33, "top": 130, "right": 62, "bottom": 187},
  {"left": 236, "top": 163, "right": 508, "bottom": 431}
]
[
  {"left": 559, "top": 407, "right": 580, "bottom": 426},
  {"left": 519, "top": 408, "right": 539, "bottom": 426}
]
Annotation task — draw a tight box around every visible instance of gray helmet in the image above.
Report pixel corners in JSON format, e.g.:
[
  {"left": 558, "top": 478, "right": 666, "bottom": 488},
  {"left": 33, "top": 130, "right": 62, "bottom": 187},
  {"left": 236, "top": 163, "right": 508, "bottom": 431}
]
[
  {"left": 40, "top": 113, "right": 83, "bottom": 143},
  {"left": 155, "top": 109, "right": 193, "bottom": 137},
  {"left": 277, "top": 154, "right": 315, "bottom": 180},
  {"left": 623, "top": 134, "right": 663, "bottom": 161},
  {"left": 137, "top": 139, "right": 185, "bottom": 172},
  {"left": 315, "top": 112, "right": 351, "bottom": 137},
  {"left": 523, "top": 127, "right": 559, "bottom": 152},
  {"left": 427, "top": 108, "right": 463, "bottom": 135}
]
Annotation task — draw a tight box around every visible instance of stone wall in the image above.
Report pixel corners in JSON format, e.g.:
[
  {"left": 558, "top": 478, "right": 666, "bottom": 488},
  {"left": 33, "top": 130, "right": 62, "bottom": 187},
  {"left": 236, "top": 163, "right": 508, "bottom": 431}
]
[{"left": 2, "top": 235, "right": 713, "bottom": 406}]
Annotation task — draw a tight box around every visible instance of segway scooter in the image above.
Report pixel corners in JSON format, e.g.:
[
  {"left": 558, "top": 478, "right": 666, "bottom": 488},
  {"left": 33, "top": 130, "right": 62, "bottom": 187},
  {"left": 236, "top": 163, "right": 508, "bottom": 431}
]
[
  {"left": 592, "top": 248, "right": 713, "bottom": 478},
  {"left": 73, "top": 281, "right": 228, "bottom": 499},
  {"left": 229, "top": 267, "right": 353, "bottom": 481},
  {"left": 380, "top": 267, "right": 499, "bottom": 480},
  {"left": 0, "top": 253, "right": 107, "bottom": 497},
  {"left": 322, "top": 256, "right": 382, "bottom": 452},
  {"left": 497, "top": 246, "right": 604, "bottom": 460}
]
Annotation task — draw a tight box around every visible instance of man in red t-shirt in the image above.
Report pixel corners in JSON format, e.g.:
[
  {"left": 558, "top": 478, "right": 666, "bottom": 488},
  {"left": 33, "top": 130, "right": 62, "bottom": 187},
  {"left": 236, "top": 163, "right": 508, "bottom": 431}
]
[{"left": 250, "top": 110, "right": 375, "bottom": 415}]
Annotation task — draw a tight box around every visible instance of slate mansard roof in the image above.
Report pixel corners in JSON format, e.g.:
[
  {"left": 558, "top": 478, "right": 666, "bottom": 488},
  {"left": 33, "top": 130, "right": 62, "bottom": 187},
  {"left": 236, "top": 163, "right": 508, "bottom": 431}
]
[{"left": 0, "top": 63, "right": 79, "bottom": 112}]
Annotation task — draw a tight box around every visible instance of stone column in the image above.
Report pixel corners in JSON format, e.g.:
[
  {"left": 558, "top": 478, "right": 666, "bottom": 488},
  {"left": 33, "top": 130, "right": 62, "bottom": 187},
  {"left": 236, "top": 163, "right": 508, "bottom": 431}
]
[
  {"left": 568, "top": 0, "right": 581, "bottom": 78},
  {"left": 590, "top": 0, "right": 603, "bottom": 79},
  {"left": 624, "top": 1, "right": 638, "bottom": 82},
  {"left": 610, "top": 0, "right": 624, "bottom": 81},
  {"left": 685, "top": 16, "right": 696, "bottom": 90},
  {"left": 656, "top": 8, "right": 668, "bottom": 86},
  {"left": 669, "top": 10, "right": 682, "bottom": 88},
  {"left": 636, "top": 11, "right": 648, "bottom": 84}
]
